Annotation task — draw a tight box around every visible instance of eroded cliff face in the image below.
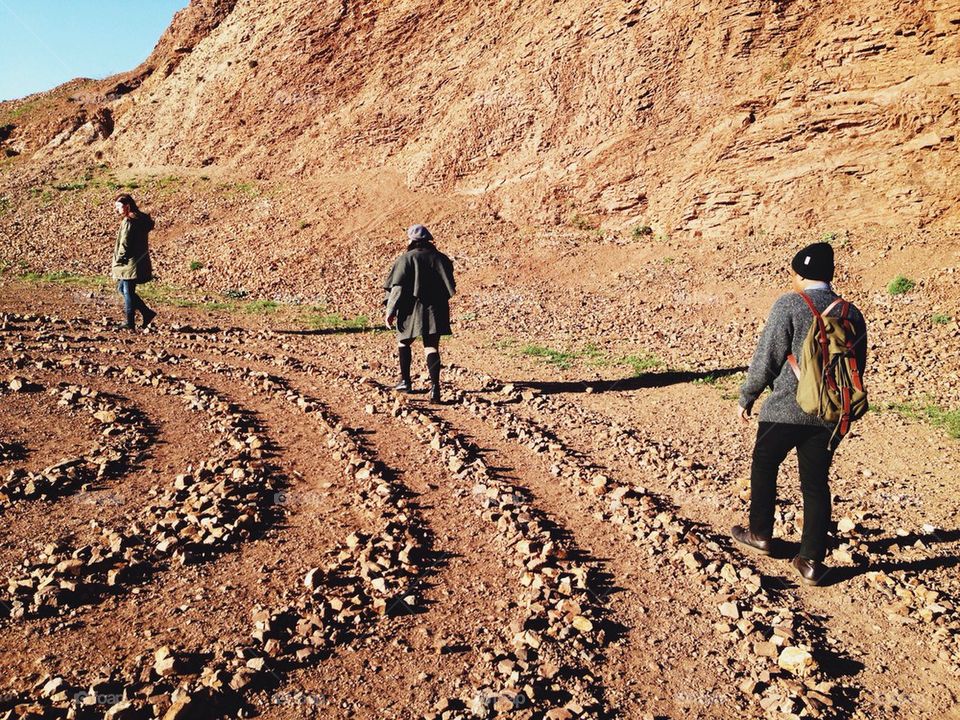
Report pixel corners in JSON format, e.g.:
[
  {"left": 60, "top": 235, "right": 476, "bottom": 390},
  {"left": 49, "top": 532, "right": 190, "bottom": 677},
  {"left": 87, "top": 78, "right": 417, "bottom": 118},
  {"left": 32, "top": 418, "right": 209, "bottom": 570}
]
[{"left": 1, "top": 0, "right": 958, "bottom": 238}]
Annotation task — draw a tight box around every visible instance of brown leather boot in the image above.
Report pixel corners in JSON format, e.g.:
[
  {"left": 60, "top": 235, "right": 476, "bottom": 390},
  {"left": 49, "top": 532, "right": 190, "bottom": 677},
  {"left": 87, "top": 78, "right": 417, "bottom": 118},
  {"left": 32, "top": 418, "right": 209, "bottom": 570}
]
[
  {"left": 791, "top": 555, "right": 829, "bottom": 586},
  {"left": 731, "top": 525, "right": 772, "bottom": 556}
]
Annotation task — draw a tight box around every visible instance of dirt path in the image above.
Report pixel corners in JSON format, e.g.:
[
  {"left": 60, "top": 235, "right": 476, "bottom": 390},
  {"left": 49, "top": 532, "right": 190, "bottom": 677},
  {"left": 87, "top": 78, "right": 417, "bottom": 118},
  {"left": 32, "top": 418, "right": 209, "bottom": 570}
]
[{"left": 0, "top": 287, "right": 958, "bottom": 720}]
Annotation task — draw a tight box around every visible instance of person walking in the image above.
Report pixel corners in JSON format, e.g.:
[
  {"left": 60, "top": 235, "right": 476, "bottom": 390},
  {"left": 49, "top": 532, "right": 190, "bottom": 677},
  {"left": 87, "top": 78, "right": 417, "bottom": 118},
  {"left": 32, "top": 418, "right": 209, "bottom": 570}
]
[
  {"left": 732, "top": 242, "right": 868, "bottom": 586},
  {"left": 383, "top": 225, "right": 456, "bottom": 403},
  {"left": 111, "top": 193, "right": 156, "bottom": 330}
]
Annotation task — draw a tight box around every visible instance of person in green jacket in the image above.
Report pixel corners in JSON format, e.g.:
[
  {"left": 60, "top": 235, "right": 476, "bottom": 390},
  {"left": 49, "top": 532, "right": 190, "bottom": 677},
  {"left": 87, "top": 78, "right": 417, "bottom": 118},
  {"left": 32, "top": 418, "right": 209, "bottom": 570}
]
[
  {"left": 384, "top": 225, "right": 456, "bottom": 403},
  {"left": 111, "top": 194, "right": 156, "bottom": 330}
]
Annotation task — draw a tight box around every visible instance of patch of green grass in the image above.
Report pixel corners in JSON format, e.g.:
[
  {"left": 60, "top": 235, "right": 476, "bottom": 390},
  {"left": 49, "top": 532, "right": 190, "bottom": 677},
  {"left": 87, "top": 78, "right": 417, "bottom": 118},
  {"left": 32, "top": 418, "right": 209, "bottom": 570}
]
[
  {"left": 581, "top": 343, "right": 607, "bottom": 365},
  {"left": 299, "top": 306, "right": 370, "bottom": 330},
  {"left": 223, "top": 289, "right": 249, "bottom": 300},
  {"left": 931, "top": 313, "right": 952, "bottom": 325},
  {"left": 521, "top": 344, "right": 578, "bottom": 370},
  {"left": 52, "top": 181, "right": 88, "bottom": 192},
  {"left": 5, "top": 99, "right": 42, "bottom": 121},
  {"left": 926, "top": 406, "right": 960, "bottom": 439},
  {"left": 189, "top": 260, "right": 204, "bottom": 271},
  {"left": 218, "top": 181, "right": 261, "bottom": 198},
  {"left": 661, "top": 256, "right": 674, "bottom": 265},
  {"left": 882, "top": 401, "right": 960, "bottom": 439},
  {"left": 567, "top": 212, "right": 597, "bottom": 231},
  {"left": 692, "top": 373, "right": 718, "bottom": 386},
  {"left": 621, "top": 352, "right": 663, "bottom": 376},
  {"left": 631, "top": 225, "right": 653, "bottom": 241},
  {"left": 242, "top": 299, "right": 279, "bottom": 315},
  {"left": 106, "top": 179, "right": 141, "bottom": 191},
  {"left": 821, "top": 231, "right": 837, "bottom": 243},
  {"left": 19, "top": 270, "right": 110, "bottom": 288},
  {"left": 887, "top": 275, "right": 916, "bottom": 295}
]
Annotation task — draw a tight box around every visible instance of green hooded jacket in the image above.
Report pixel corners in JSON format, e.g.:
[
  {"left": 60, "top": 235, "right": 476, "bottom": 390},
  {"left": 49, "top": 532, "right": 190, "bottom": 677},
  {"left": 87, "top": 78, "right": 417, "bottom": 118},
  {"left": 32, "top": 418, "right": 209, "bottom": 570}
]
[{"left": 111, "top": 214, "right": 154, "bottom": 282}]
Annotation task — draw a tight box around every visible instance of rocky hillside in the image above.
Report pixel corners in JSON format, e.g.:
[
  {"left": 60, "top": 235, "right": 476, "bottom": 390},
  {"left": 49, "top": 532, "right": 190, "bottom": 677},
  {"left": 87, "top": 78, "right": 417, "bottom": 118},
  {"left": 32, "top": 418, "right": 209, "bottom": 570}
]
[{"left": 2, "top": 0, "right": 959, "bottom": 235}]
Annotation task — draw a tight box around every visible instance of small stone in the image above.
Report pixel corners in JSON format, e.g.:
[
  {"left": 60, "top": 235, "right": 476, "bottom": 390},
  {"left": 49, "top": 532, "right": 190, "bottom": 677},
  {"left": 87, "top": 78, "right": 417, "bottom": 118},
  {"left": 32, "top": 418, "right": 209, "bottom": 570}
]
[
  {"left": 837, "top": 517, "right": 856, "bottom": 534},
  {"left": 754, "top": 641, "right": 779, "bottom": 657},
  {"left": 718, "top": 602, "right": 740, "bottom": 620},
  {"left": 93, "top": 410, "right": 117, "bottom": 424},
  {"left": 163, "top": 693, "right": 194, "bottom": 720},
  {"left": 571, "top": 615, "right": 593, "bottom": 632},
  {"left": 778, "top": 646, "right": 816, "bottom": 676}
]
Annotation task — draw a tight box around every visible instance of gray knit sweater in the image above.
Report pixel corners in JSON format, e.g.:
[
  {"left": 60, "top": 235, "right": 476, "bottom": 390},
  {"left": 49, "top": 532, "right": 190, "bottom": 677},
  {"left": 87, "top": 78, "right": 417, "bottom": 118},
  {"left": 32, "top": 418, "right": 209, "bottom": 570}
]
[{"left": 739, "top": 289, "right": 868, "bottom": 426}]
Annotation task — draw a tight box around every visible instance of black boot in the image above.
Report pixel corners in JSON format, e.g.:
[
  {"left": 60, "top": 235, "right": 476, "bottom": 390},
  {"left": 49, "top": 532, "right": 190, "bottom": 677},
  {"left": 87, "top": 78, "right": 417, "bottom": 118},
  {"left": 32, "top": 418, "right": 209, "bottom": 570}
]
[
  {"left": 426, "top": 351, "right": 441, "bottom": 403},
  {"left": 396, "top": 345, "right": 412, "bottom": 392}
]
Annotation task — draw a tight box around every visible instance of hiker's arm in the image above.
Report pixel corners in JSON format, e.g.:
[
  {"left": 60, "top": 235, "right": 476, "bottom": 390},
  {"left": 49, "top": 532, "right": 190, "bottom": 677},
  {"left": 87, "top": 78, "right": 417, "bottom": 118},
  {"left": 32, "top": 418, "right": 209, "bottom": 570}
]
[
  {"left": 115, "top": 222, "right": 132, "bottom": 264},
  {"left": 739, "top": 298, "right": 793, "bottom": 411},
  {"left": 384, "top": 285, "right": 404, "bottom": 325}
]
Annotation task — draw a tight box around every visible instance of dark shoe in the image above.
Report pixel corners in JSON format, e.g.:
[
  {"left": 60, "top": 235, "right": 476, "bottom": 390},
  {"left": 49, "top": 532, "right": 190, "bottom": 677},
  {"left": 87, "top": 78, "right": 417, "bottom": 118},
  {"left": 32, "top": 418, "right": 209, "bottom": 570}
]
[
  {"left": 142, "top": 309, "right": 157, "bottom": 329},
  {"left": 791, "top": 555, "right": 829, "bottom": 586},
  {"left": 394, "top": 380, "right": 413, "bottom": 393},
  {"left": 731, "top": 525, "right": 772, "bottom": 556},
  {"left": 429, "top": 385, "right": 442, "bottom": 404}
]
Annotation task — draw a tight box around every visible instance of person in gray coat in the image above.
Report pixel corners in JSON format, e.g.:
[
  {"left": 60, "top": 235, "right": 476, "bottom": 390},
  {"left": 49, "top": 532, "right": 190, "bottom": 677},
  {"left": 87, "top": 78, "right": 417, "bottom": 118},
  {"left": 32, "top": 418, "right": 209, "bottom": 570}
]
[
  {"left": 732, "top": 242, "right": 867, "bottom": 586},
  {"left": 383, "top": 225, "right": 456, "bottom": 403}
]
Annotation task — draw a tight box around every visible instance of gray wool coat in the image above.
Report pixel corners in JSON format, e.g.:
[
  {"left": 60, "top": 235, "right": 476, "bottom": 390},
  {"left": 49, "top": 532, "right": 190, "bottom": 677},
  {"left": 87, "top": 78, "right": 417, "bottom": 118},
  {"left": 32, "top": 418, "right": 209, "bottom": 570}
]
[
  {"left": 383, "top": 242, "right": 456, "bottom": 340},
  {"left": 739, "top": 288, "right": 868, "bottom": 426}
]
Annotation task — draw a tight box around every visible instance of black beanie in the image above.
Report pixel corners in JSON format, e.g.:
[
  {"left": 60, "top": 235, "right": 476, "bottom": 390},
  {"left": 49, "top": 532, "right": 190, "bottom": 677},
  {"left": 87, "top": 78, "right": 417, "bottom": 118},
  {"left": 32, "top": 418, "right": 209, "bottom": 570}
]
[{"left": 791, "top": 242, "right": 834, "bottom": 282}]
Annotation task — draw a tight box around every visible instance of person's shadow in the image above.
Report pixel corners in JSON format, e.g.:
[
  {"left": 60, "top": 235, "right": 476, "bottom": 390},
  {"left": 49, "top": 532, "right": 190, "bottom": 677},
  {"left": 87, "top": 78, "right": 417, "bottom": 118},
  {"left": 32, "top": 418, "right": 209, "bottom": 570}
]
[
  {"left": 772, "top": 528, "right": 960, "bottom": 586},
  {"left": 512, "top": 366, "right": 747, "bottom": 395}
]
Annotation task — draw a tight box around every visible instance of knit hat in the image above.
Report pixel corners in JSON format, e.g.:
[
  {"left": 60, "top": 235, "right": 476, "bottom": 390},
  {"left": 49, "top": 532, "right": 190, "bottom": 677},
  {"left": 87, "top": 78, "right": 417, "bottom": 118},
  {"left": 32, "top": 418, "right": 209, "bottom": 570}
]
[
  {"left": 407, "top": 224, "right": 433, "bottom": 243},
  {"left": 791, "top": 242, "right": 834, "bottom": 282}
]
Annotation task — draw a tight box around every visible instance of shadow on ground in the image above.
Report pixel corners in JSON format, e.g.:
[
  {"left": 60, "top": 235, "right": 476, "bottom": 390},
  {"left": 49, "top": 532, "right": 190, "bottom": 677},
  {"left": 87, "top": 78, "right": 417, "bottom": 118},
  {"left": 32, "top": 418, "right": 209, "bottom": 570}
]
[{"left": 513, "top": 366, "right": 748, "bottom": 395}]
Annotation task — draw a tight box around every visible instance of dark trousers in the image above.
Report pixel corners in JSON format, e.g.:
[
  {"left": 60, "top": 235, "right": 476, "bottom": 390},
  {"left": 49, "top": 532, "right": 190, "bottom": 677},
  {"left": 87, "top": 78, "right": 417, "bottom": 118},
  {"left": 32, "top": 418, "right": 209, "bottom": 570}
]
[
  {"left": 116, "top": 280, "right": 150, "bottom": 328},
  {"left": 749, "top": 422, "right": 835, "bottom": 563}
]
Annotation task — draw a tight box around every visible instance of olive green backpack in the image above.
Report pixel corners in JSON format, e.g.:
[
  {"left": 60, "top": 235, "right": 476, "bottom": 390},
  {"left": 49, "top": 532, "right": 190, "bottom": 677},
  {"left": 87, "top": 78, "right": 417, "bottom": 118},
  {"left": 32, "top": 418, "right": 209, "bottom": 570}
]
[{"left": 787, "top": 293, "right": 868, "bottom": 440}]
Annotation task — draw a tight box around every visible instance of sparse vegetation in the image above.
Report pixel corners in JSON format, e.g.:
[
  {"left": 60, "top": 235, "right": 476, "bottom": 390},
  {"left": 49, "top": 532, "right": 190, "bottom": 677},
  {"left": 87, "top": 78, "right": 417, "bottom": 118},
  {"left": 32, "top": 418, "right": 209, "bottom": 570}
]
[
  {"left": 243, "top": 299, "right": 280, "bottom": 315},
  {"left": 884, "top": 401, "right": 960, "bottom": 439},
  {"left": 567, "top": 212, "right": 597, "bottom": 231},
  {"left": 927, "top": 406, "right": 960, "bottom": 439},
  {"left": 931, "top": 313, "right": 952, "bottom": 325},
  {"left": 622, "top": 352, "right": 663, "bottom": 376},
  {"left": 298, "top": 306, "right": 372, "bottom": 331},
  {"left": 189, "top": 260, "right": 204, "bottom": 271},
  {"left": 52, "top": 181, "right": 88, "bottom": 192},
  {"left": 521, "top": 344, "right": 578, "bottom": 370},
  {"left": 0, "top": 196, "right": 9, "bottom": 216},
  {"left": 218, "top": 181, "right": 261, "bottom": 198},
  {"left": 223, "top": 289, "right": 249, "bottom": 300},
  {"left": 18, "top": 270, "right": 110, "bottom": 288},
  {"left": 631, "top": 225, "right": 654, "bottom": 241},
  {"left": 887, "top": 275, "right": 916, "bottom": 295}
]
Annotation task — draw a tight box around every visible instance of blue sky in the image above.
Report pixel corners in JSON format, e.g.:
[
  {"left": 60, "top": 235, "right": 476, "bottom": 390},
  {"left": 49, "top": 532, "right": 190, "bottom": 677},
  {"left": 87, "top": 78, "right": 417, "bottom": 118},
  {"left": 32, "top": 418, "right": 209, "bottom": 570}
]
[{"left": 0, "top": 0, "right": 189, "bottom": 102}]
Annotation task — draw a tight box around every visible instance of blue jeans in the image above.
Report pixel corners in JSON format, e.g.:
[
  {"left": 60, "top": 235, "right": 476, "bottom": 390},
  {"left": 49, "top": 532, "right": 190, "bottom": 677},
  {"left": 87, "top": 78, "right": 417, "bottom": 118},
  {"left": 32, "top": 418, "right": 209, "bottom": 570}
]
[{"left": 116, "top": 280, "right": 151, "bottom": 328}]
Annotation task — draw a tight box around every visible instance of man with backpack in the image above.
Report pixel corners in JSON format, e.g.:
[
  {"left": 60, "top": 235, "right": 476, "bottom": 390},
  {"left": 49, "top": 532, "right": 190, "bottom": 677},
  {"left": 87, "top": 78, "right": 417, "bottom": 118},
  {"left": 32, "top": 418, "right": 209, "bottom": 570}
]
[{"left": 732, "top": 242, "right": 868, "bottom": 586}]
